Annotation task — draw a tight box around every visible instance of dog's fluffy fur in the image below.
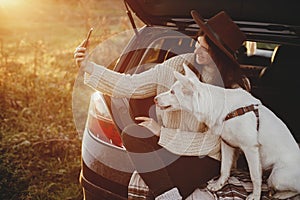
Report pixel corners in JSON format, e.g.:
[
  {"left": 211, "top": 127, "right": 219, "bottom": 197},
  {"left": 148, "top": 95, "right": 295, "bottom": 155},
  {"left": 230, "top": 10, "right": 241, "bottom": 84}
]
[{"left": 155, "top": 64, "right": 300, "bottom": 200}]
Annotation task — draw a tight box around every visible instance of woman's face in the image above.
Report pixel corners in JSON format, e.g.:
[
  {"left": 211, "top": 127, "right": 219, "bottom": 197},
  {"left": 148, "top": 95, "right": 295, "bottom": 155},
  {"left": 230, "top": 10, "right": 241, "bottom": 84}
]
[{"left": 194, "top": 36, "right": 213, "bottom": 65}]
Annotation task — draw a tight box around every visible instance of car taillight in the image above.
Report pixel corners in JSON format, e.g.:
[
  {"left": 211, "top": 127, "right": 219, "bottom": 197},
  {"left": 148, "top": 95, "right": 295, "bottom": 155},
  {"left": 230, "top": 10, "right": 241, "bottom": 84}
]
[{"left": 87, "top": 92, "right": 123, "bottom": 147}]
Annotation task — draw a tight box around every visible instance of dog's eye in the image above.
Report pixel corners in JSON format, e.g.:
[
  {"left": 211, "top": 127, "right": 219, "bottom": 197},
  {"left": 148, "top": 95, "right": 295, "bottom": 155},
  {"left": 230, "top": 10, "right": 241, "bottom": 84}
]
[{"left": 170, "top": 90, "right": 175, "bottom": 95}]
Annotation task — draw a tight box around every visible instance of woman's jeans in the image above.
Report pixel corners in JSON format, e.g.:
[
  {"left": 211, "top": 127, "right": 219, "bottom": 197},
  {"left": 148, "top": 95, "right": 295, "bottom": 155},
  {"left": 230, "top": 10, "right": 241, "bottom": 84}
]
[{"left": 121, "top": 124, "right": 220, "bottom": 199}]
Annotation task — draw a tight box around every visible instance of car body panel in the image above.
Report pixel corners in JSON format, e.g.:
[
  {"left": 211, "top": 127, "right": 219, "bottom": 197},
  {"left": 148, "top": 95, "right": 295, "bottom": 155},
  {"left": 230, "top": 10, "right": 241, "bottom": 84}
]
[{"left": 81, "top": 128, "right": 133, "bottom": 199}]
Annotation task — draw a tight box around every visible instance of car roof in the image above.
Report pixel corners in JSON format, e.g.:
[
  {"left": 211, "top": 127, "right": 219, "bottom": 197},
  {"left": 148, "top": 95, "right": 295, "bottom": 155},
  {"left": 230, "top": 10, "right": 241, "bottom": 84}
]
[{"left": 125, "top": 0, "right": 300, "bottom": 45}]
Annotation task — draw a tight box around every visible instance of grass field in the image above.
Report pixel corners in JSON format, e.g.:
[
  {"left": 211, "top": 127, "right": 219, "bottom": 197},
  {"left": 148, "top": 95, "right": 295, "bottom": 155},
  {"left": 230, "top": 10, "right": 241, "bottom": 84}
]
[{"left": 0, "top": 0, "right": 142, "bottom": 199}]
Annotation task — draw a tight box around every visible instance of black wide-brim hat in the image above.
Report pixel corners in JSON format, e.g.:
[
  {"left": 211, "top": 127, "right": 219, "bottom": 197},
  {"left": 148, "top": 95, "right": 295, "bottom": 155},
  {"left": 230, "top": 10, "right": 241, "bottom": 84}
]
[{"left": 191, "top": 10, "right": 246, "bottom": 62}]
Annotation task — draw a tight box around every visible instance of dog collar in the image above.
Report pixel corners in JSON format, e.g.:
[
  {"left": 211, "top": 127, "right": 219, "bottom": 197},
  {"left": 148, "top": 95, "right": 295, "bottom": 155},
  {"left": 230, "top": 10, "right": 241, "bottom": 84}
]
[{"left": 224, "top": 104, "right": 260, "bottom": 131}]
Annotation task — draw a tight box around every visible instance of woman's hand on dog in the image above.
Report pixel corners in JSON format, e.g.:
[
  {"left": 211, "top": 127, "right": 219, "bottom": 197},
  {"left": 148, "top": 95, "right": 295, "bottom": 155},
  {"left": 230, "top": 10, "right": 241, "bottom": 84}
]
[{"left": 135, "top": 117, "right": 161, "bottom": 136}]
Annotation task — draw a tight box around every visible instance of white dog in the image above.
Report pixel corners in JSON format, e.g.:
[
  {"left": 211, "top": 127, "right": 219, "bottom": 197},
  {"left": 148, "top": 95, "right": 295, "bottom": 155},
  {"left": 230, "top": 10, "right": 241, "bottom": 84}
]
[{"left": 154, "top": 64, "right": 300, "bottom": 200}]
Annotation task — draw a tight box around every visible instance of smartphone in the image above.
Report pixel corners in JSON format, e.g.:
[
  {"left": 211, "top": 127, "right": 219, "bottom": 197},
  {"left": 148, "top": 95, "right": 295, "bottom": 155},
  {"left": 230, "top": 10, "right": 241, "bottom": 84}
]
[{"left": 83, "top": 28, "right": 94, "bottom": 47}]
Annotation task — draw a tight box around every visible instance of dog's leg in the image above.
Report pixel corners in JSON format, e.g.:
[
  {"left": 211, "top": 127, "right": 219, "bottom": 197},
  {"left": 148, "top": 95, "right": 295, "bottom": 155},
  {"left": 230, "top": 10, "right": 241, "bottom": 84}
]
[
  {"left": 290, "top": 194, "right": 300, "bottom": 200},
  {"left": 242, "top": 145, "right": 262, "bottom": 200},
  {"left": 273, "top": 191, "right": 299, "bottom": 199},
  {"left": 268, "top": 167, "right": 300, "bottom": 200},
  {"left": 207, "top": 141, "right": 235, "bottom": 191}
]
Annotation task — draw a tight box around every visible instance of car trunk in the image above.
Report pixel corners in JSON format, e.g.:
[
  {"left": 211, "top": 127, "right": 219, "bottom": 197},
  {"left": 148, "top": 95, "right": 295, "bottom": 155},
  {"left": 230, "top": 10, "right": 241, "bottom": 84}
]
[{"left": 124, "top": 0, "right": 300, "bottom": 45}]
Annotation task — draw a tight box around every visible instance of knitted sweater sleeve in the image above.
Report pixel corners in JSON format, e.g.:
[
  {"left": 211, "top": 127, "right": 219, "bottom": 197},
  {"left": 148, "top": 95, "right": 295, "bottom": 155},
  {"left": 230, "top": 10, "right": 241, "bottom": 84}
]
[
  {"left": 159, "top": 127, "right": 221, "bottom": 160},
  {"left": 82, "top": 53, "right": 194, "bottom": 99},
  {"left": 83, "top": 62, "right": 162, "bottom": 99}
]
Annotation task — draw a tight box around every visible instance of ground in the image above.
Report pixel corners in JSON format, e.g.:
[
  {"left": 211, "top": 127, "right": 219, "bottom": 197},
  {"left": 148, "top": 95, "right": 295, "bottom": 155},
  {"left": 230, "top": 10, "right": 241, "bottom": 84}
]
[{"left": 0, "top": 0, "right": 142, "bottom": 199}]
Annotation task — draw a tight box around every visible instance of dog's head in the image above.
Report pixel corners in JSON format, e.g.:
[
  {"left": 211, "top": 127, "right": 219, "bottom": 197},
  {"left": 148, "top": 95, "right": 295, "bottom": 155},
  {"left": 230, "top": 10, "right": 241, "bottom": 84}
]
[{"left": 155, "top": 64, "right": 205, "bottom": 117}]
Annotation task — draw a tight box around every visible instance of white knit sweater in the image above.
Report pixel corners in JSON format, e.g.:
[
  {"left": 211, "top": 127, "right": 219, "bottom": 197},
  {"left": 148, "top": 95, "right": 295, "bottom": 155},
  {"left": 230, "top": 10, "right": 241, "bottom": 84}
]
[{"left": 83, "top": 53, "right": 221, "bottom": 160}]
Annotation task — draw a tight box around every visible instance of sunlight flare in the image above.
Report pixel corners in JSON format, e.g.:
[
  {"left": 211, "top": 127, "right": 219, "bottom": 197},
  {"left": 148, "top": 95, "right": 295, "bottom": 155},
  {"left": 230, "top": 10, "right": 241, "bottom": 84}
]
[{"left": 0, "top": 0, "right": 21, "bottom": 7}]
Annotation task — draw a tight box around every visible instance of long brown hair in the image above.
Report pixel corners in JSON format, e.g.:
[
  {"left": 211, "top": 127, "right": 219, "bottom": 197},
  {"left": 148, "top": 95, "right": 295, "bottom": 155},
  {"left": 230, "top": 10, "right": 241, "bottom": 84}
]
[{"left": 204, "top": 35, "right": 248, "bottom": 90}]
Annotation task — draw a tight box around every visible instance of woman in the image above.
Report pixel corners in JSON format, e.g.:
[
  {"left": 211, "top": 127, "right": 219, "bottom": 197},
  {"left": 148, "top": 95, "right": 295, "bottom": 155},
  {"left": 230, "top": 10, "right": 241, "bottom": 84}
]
[{"left": 74, "top": 10, "right": 249, "bottom": 200}]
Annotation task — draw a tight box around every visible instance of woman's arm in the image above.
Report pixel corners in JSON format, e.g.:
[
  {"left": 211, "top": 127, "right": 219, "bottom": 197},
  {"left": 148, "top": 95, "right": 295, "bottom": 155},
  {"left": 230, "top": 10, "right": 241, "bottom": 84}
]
[
  {"left": 74, "top": 40, "right": 162, "bottom": 99},
  {"left": 82, "top": 53, "right": 194, "bottom": 99},
  {"left": 83, "top": 61, "right": 160, "bottom": 99},
  {"left": 136, "top": 116, "right": 221, "bottom": 159},
  {"left": 159, "top": 127, "right": 220, "bottom": 159}
]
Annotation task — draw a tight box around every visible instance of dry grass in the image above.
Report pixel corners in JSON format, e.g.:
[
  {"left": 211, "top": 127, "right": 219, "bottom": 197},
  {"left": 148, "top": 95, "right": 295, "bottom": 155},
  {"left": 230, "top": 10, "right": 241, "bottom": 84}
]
[{"left": 0, "top": 0, "right": 142, "bottom": 199}]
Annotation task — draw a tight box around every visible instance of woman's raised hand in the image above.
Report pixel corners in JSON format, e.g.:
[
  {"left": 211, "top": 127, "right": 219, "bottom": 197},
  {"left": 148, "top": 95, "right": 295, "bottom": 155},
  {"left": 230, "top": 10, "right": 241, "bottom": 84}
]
[{"left": 74, "top": 39, "right": 88, "bottom": 68}]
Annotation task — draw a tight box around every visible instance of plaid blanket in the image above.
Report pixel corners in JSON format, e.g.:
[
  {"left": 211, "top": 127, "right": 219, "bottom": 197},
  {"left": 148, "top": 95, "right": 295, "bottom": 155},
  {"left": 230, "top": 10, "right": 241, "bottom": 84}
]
[
  {"left": 128, "top": 170, "right": 273, "bottom": 200},
  {"left": 128, "top": 170, "right": 152, "bottom": 200}
]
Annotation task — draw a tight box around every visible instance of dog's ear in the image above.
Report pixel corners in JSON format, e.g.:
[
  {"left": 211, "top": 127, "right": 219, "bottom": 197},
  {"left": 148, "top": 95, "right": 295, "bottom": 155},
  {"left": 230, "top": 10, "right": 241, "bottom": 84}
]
[
  {"left": 174, "top": 71, "right": 187, "bottom": 83},
  {"left": 182, "top": 63, "right": 198, "bottom": 80},
  {"left": 174, "top": 70, "right": 195, "bottom": 90}
]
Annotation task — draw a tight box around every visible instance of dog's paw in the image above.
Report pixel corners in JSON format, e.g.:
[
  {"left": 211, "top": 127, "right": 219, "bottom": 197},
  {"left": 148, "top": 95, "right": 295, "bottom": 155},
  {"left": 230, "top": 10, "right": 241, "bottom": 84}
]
[
  {"left": 246, "top": 193, "right": 260, "bottom": 200},
  {"left": 207, "top": 179, "right": 224, "bottom": 191}
]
